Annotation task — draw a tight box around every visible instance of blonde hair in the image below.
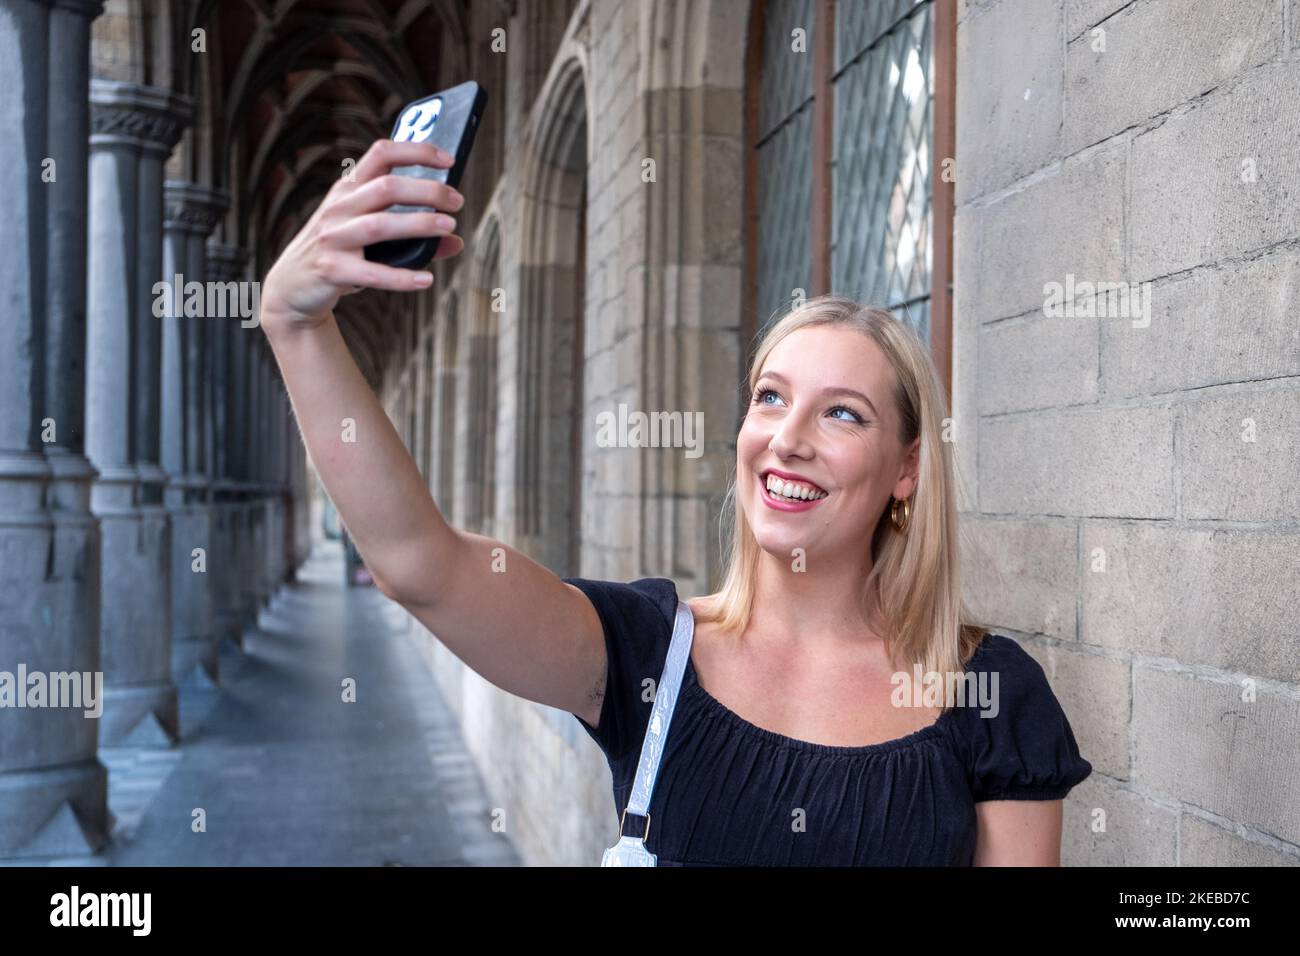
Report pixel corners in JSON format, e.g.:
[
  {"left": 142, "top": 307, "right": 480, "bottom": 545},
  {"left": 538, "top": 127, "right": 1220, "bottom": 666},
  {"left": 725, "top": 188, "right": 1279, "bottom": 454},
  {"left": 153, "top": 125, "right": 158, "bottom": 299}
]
[{"left": 695, "top": 294, "right": 989, "bottom": 677}]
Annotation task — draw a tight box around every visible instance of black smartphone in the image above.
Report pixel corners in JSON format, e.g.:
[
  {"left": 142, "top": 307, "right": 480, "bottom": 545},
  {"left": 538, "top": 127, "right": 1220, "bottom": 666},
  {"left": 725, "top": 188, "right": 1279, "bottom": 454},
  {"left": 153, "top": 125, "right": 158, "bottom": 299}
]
[{"left": 363, "top": 80, "right": 488, "bottom": 270}]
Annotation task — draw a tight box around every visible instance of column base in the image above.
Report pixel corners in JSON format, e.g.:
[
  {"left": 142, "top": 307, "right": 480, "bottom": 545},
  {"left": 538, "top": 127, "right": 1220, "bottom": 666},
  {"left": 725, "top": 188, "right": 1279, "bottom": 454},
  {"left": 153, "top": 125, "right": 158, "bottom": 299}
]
[
  {"left": 98, "top": 680, "right": 180, "bottom": 747},
  {"left": 0, "top": 759, "right": 111, "bottom": 860}
]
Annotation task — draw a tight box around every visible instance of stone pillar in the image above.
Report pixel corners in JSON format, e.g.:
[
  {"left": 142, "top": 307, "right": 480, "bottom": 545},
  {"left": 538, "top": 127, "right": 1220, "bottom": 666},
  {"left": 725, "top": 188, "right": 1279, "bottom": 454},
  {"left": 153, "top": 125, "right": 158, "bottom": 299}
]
[
  {"left": 237, "top": 338, "right": 264, "bottom": 627},
  {"left": 224, "top": 265, "right": 255, "bottom": 637},
  {"left": 269, "top": 377, "right": 284, "bottom": 587},
  {"left": 267, "top": 386, "right": 282, "bottom": 592},
  {"left": 268, "top": 361, "right": 283, "bottom": 594},
  {"left": 0, "top": 0, "right": 110, "bottom": 860},
  {"left": 205, "top": 242, "right": 248, "bottom": 649},
  {"left": 280, "top": 385, "right": 293, "bottom": 580},
  {"left": 256, "top": 346, "right": 275, "bottom": 607},
  {"left": 161, "top": 182, "right": 225, "bottom": 685},
  {"left": 86, "top": 79, "right": 189, "bottom": 748}
]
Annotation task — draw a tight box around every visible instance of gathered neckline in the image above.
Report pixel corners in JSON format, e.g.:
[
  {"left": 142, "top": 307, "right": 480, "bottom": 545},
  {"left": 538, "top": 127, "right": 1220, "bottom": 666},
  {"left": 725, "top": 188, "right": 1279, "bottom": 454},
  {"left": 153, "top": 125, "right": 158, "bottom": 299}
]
[{"left": 682, "top": 652, "right": 957, "bottom": 757}]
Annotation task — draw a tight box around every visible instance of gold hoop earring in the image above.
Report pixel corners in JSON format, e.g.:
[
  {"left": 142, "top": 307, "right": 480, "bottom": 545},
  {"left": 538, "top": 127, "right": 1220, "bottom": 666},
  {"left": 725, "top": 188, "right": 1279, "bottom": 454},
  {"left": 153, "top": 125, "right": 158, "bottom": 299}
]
[{"left": 890, "top": 496, "right": 912, "bottom": 533}]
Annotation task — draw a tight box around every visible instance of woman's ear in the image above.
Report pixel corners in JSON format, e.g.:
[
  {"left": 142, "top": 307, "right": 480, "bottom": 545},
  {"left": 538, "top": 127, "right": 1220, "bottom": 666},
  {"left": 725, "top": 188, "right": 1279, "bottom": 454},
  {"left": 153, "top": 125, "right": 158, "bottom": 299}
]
[{"left": 894, "top": 436, "right": 921, "bottom": 500}]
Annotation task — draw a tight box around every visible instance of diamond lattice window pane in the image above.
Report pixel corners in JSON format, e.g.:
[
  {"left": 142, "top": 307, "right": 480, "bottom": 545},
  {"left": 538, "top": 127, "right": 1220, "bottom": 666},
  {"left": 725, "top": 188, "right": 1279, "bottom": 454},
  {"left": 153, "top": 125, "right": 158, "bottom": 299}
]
[
  {"left": 757, "top": 106, "right": 813, "bottom": 331},
  {"left": 759, "top": 0, "right": 815, "bottom": 140},
  {"left": 891, "top": 296, "right": 930, "bottom": 347},
  {"left": 831, "top": 2, "right": 934, "bottom": 342},
  {"left": 756, "top": 0, "right": 816, "bottom": 332},
  {"left": 836, "top": 0, "right": 925, "bottom": 70}
]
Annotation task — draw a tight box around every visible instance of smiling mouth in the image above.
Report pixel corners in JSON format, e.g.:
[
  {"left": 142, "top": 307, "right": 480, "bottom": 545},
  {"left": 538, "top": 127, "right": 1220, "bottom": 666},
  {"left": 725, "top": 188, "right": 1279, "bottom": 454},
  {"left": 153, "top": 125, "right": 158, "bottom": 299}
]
[{"left": 760, "top": 470, "right": 829, "bottom": 502}]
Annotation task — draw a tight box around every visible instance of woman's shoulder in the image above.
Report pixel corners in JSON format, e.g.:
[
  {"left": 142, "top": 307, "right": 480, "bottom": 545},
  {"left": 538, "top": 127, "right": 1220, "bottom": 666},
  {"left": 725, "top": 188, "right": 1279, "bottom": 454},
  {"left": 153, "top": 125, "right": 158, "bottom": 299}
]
[
  {"left": 952, "top": 629, "right": 1066, "bottom": 720},
  {"left": 561, "top": 575, "right": 682, "bottom": 763},
  {"left": 963, "top": 629, "right": 1040, "bottom": 673},
  {"left": 946, "top": 629, "right": 1094, "bottom": 801},
  {"left": 562, "top": 575, "right": 680, "bottom": 637}
]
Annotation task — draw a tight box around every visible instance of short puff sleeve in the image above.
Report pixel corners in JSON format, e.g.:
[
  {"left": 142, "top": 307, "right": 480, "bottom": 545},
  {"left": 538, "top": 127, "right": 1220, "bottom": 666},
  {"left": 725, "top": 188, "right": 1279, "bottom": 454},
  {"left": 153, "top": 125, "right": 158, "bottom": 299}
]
[
  {"left": 562, "top": 576, "right": 678, "bottom": 765},
  {"left": 954, "top": 633, "right": 1093, "bottom": 802}
]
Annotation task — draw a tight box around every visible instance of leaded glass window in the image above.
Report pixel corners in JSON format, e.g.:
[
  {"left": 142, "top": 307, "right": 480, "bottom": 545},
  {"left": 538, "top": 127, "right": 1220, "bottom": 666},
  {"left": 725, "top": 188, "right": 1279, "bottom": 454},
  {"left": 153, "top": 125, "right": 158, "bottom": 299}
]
[
  {"left": 756, "top": 0, "right": 814, "bottom": 327},
  {"left": 751, "top": 0, "right": 938, "bottom": 346},
  {"left": 833, "top": 0, "right": 933, "bottom": 342}
]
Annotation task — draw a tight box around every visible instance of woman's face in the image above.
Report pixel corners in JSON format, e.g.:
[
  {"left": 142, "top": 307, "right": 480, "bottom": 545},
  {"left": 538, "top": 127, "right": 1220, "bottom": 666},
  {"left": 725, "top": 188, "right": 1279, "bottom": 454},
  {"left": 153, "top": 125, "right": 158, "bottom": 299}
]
[{"left": 737, "top": 325, "right": 920, "bottom": 564}]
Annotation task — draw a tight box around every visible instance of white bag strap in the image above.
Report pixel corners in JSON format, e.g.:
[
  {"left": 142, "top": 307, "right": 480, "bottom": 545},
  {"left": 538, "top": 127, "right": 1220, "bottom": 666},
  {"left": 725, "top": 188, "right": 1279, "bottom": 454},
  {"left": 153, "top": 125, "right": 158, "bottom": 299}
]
[{"left": 619, "top": 599, "right": 694, "bottom": 838}]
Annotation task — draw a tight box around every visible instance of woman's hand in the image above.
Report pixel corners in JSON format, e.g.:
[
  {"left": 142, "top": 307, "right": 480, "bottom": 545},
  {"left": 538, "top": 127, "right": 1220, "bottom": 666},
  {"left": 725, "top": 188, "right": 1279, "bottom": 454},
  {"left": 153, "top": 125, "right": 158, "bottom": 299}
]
[{"left": 260, "top": 139, "right": 466, "bottom": 333}]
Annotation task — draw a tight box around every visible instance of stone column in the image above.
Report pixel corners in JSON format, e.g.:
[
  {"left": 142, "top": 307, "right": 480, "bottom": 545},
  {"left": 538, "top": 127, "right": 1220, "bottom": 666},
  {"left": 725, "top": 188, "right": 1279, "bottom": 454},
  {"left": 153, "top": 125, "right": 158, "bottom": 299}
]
[
  {"left": 255, "top": 345, "right": 275, "bottom": 608},
  {"left": 161, "top": 182, "right": 225, "bottom": 685},
  {"left": 268, "top": 360, "right": 284, "bottom": 594},
  {"left": 267, "top": 385, "right": 282, "bottom": 592},
  {"left": 280, "top": 384, "right": 293, "bottom": 580},
  {"left": 238, "top": 337, "right": 264, "bottom": 626},
  {"left": 224, "top": 263, "right": 255, "bottom": 638},
  {"left": 0, "top": 0, "right": 110, "bottom": 860},
  {"left": 205, "top": 242, "right": 248, "bottom": 648},
  {"left": 86, "top": 80, "right": 189, "bottom": 748},
  {"left": 270, "top": 377, "right": 283, "bottom": 587}
]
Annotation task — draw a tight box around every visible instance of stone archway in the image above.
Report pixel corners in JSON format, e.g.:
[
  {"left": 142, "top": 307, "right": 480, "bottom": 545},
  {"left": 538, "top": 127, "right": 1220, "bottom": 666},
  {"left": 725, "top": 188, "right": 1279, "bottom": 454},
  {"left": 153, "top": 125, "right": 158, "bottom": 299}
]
[
  {"left": 515, "top": 56, "right": 588, "bottom": 576},
  {"left": 633, "top": 0, "right": 751, "bottom": 595},
  {"left": 433, "top": 289, "right": 460, "bottom": 522},
  {"left": 463, "top": 219, "right": 501, "bottom": 536}
]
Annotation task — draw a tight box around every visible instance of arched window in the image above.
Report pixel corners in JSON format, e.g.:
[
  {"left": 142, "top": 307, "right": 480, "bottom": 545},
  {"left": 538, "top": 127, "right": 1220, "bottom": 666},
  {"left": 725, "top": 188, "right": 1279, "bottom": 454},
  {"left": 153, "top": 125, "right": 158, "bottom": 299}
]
[
  {"left": 833, "top": 0, "right": 937, "bottom": 341},
  {"left": 752, "top": 0, "right": 815, "bottom": 328},
  {"left": 517, "top": 61, "right": 587, "bottom": 577},
  {"left": 746, "top": 0, "right": 953, "bottom": 386}
]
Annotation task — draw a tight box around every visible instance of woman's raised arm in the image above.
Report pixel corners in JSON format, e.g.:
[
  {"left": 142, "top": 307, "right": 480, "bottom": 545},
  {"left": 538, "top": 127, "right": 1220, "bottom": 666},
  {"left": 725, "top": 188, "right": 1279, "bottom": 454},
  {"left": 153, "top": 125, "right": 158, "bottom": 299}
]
[{"left": 259, "top": 138, "right": 607, "bottom": 723}]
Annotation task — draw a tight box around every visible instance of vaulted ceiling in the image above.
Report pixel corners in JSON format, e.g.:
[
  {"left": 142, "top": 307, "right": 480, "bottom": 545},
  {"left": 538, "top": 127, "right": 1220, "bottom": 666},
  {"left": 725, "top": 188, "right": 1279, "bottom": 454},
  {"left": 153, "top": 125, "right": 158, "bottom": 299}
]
[{"left": 186, "top": 0, "right": 506, "bottom": 386}]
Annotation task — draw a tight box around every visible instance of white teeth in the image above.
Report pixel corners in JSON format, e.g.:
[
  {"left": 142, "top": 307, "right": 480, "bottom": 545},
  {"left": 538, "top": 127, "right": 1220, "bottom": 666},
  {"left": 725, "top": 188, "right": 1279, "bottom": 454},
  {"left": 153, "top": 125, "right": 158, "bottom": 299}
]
[{"left": 765, "top": 474, "right": 827, "bottom": 501}]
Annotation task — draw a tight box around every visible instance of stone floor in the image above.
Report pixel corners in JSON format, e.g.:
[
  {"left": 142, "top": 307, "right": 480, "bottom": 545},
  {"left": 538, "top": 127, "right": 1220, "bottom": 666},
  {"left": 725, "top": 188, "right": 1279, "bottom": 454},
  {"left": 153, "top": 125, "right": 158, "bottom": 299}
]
[{"left": 9, "top": 540, "right": 518, "bottom": 867}]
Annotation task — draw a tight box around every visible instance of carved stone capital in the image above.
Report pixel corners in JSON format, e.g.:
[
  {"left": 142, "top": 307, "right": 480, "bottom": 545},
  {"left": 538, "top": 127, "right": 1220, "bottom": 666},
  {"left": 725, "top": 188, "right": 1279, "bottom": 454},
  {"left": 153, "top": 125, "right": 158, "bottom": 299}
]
[
  {"left": 89, "top": 79, "right": 192, "bottom": 154},
  {"left": 164, "top": 181, "right": 229, "bottom": 237}
]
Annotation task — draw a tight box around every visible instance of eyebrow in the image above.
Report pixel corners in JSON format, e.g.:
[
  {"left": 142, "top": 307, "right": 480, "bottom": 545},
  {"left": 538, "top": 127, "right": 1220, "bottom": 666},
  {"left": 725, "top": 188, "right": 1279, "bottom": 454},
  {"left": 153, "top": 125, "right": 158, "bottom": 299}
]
[{"left": 755, "top": 370, "right": 879, "bottom": 418}]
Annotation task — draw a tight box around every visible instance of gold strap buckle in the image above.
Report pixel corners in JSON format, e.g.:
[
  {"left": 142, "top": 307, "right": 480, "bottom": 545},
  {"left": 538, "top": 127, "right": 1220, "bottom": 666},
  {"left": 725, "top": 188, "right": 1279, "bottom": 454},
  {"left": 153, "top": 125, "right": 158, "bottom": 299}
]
[{"left": 619, "top": 807, "right": 651, "bottom": 841}]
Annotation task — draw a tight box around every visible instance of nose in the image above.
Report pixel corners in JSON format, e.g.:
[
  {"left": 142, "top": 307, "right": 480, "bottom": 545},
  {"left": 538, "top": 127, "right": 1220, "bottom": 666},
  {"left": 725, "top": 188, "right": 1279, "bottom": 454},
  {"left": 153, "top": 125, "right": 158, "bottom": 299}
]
[{"left": 767, "top": 405, "right": 816, "bottom": 460}]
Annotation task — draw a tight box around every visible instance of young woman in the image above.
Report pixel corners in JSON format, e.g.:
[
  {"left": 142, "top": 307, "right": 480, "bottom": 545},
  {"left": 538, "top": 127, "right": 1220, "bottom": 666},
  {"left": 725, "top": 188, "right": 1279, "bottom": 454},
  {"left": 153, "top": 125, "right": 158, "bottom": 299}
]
[{"left": 260, "top": 138, "right": 1092, "bottom": 867}]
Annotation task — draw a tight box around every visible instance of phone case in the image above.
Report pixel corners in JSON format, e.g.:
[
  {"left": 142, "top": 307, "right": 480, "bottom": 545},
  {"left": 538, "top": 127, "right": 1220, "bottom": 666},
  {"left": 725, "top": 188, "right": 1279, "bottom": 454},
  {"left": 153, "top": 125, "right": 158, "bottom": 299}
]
[{"left": 363, "top": 81, "right": 488, "bottom": 270}]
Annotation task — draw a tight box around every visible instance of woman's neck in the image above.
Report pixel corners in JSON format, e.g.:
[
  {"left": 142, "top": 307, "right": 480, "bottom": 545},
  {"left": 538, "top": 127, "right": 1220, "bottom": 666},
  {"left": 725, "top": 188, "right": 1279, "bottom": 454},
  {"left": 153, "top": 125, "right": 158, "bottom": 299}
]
[{"left": 745, "top": 548, "right": 885, "bottom": 653}]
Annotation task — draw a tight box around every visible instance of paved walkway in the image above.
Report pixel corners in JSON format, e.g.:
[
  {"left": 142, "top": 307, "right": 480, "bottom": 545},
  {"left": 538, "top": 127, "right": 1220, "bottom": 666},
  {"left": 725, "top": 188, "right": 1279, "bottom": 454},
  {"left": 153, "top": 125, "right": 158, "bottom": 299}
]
[{"left": 35, "top": 540, "right": 518, "bottom": 867}]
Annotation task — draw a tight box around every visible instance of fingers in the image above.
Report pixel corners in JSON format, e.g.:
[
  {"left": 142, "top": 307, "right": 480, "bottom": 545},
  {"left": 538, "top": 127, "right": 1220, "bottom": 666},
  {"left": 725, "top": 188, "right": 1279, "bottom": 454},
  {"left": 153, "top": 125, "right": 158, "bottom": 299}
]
[
  {"left": 332, "top": 174, "right": 464, "bottom": 217},
  {"left": 288, "top": 138, "right": 468, "bottom": 299},
  {"left": 429, "top": 234, "right": 464, "bottom": 261},
  {"left": 349, "top": 139, "right": 453, "bottom": 186},
  {"left": 322, "top": 210, "right": 457, "bottom": 249},
  {"left": 322, "top": 253, "right": 434, "bottom": 292}
]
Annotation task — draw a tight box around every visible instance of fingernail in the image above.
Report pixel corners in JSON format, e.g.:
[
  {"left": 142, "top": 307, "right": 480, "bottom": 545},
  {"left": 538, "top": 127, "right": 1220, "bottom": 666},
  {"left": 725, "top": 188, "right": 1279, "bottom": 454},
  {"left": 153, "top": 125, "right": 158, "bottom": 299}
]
[
  {"left": 436, "top": 214, "right": 456, "bottom": 230},
  {"left": 414, "top": 271, "right": 433, "bottom": 285},
  {"left": 439, "top": 148, "right": 454, "bottom": 163}
]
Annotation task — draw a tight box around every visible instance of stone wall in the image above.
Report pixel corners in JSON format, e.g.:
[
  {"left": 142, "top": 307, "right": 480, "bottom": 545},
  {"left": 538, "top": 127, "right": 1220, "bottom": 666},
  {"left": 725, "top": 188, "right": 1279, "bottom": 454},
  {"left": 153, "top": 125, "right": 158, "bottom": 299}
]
[{"left": 953, "top": 0, "right": 1299, "bottom": 864}]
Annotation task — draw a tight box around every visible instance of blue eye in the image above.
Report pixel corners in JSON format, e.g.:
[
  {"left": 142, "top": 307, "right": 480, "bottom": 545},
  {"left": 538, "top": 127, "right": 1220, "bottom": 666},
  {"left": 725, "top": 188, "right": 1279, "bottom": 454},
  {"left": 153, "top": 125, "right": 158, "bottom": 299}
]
[{"left": 753, "top": 387, "right": 865, "bottom": 424}]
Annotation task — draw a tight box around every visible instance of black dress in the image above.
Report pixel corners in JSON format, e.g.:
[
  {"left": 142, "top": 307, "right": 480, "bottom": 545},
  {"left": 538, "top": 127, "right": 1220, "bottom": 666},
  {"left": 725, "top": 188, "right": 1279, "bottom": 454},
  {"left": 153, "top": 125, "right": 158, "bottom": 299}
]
[{"left": 563, "top": 575, "right": 1093, "bottom": 866}]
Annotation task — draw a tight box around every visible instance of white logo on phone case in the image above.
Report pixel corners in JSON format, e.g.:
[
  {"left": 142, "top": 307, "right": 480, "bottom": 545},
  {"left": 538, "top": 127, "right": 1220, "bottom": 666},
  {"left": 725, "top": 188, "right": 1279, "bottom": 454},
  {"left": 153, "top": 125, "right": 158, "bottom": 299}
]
[{"left": 395, "top": 99, "right": 442, "bottom": 143}]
